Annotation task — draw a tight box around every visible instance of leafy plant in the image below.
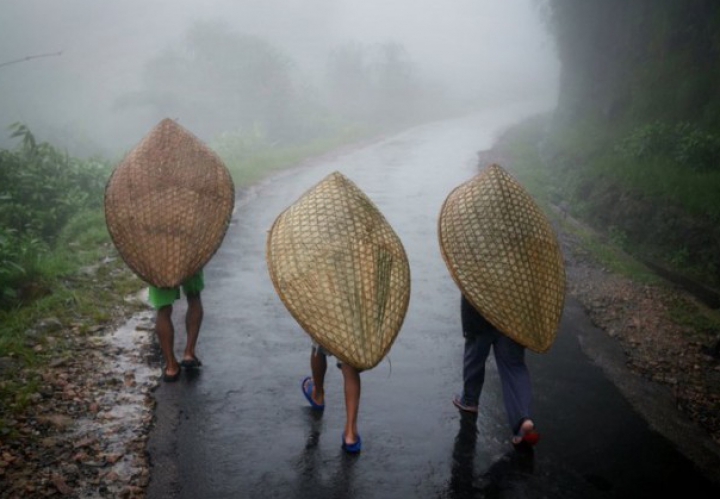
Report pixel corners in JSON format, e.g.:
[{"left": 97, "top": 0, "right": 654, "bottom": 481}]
[
  {"left": 667, "top": 246, "right": 690, "bottom": 267},
  {"left": 0, "top": 123, "right": 110, "bottom": 241},
  {"left": 0, "top": 227, "right": 49, "bottom": 305},
  {"left": 615, "top": 121, "right": 720, "bottom": 172},
  {"left": 0, "top": 124, "right": 111, "bottom": 306},
  {"left": 607, "top": 225, "right": 629, "bottom": 249}
]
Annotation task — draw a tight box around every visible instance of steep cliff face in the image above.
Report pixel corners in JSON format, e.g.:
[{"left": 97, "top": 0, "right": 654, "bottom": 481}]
[
  {"left": 541, "top": 0, "right": 720, "bottom": 288},
  {"left": 550, "top": 0, "right": 720, "bottom": 128}
]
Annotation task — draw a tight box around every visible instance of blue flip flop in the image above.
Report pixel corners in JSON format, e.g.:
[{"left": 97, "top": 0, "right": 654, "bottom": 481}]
[
  {"left": 341, "top": 434, "right": 362, "bottom": 454},
  {"left": 301, "top": 376, "right": 325, "bottom": 410}
]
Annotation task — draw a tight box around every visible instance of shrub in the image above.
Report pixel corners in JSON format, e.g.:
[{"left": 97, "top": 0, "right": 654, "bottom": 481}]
[
  {"left": 0, "top": 227, "right": 48, "bottom": 305},
  {"left": 0, "top": 124, "right": 111, "bottom": 306},
  {"left": 0, "top": 124, "right": 110, "bottom": 243},
  {"left": 615, "top": 121, "right": 720, "bottom": 172}
]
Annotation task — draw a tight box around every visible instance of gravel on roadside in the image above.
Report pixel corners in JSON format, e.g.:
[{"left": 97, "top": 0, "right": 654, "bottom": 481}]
[
  {"left": 557, "top": 217, "right": 720, "bottom": 447},
  {"left": 0, "top": 301, "right": 159, "bottom": 499}
]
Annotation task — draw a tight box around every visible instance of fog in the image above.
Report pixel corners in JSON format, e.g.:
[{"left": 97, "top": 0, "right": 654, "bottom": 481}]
[{"left": 0, "top": 0, "right": 559, "bottom": 157}]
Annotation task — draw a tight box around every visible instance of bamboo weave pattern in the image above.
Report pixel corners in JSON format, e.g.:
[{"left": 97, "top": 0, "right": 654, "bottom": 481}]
[
  {"left": 267, "top": 172, "right": 410, "bottom": 371},
  {"left": 438, "top": 164, "right": 566, "bottom": 353},
  {"left": 105, "top": 119, "right": 235, "bottom": 288}
]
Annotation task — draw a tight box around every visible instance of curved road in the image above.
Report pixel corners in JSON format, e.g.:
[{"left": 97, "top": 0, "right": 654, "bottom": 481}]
[{"left": 146, "top": 104, "right": 720, "bottom": 499}]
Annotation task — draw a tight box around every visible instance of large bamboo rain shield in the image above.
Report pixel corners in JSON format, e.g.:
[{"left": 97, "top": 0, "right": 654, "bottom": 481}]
[
  {"left": 438, "top": 164, "right": 566, "bottom": 353},
  {"left": 105, "top": 119, "right": 235, "bottom": 288},
  {"left": 266, "top": 172, "right": 411, "bottom": 371}
]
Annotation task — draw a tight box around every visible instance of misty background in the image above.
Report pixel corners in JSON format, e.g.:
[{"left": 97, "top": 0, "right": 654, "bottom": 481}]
[{"left": 0, "top": 0, "right": 559, "bottom": 158}]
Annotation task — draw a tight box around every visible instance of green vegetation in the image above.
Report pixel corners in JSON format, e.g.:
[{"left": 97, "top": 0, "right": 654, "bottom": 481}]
[
  {"left": 611, "top": 122, "right": 720, "bottom": 219},
  {"left": 536, "top": 116, "right": 720, "bottom": 287},
  {"left": 0, "top": 125, "right": 143, "bottom": 422},
  {"left": 528, "top": 1, "right": 720, "bottom": 289},
  {"left": 0, "top": 124, "right": 111, "bottom": 306}
]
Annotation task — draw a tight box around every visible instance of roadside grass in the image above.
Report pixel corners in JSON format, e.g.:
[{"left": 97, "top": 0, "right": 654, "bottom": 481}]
[
  {"left": 603, "top": 155, "right": 720, "bottom": 222},
  {"left": 540, "top": 117, "right": 720, "bottom": 287},
  {"left": 0, "top": 208, "right": 146, "bottom": 421},
  {"left": 666, "top": 293, "right": 720, "bottom": 344},
  {"left": 563, "top": 223, "right": 663, "bottom": 285}
]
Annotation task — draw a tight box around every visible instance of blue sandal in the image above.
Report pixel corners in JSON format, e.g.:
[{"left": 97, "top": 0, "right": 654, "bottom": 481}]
[
  {"left": 342, "top": 434, "right": 362, "bottom": 454},
  {"left": 301, "top": 376, "right": 325, "bottom": 410}
]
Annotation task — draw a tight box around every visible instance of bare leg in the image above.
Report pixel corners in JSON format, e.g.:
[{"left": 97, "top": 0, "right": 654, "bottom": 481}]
[
  {"left": 155, "top": 305, "right": 178, "bottom": 376},
  {"left": 341, "top": 364, "right": 361, "bottom": 444},
  {"left": 310, "top": 349, "right": 327, "bottom": 406},
  {"left": 183, "top": 293, "right": 203, "bottom": 362}
]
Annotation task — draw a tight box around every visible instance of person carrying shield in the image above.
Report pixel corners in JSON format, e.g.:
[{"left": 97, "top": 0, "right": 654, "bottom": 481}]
[
  {"left": 302, "top": 346, "right": 362, "bottom": 453},
  {"left": 267, "top": 172, "right": 411, "bottom": 455},
  {"left": 438, "top": 164, "right": 566, "bottom": 450},
  {"left": 453, "top": 294, "right": 538, "bottom": 448},
  {"left": 104, "top": 118, "right": 235, "bottom": 383}
]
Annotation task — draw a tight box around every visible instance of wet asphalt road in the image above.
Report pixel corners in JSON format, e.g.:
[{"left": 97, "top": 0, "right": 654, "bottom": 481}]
[{"left": 145, "top": 104, "right": 720, "bottom": 499}]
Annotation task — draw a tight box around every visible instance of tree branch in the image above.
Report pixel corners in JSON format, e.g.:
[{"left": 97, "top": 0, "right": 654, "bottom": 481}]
[{"left": 0, "top": 51, "right": 63, "bottom": 69}]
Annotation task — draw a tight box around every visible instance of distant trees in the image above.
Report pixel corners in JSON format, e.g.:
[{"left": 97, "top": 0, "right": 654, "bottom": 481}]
[
  {"left": 325, "top": 41, "right": 423, "bottom": 126},
  {"left": 117, "top": 22, "right": 448, "bottom": 147},
  {"left": 116, "top": 21, "right": 300, "bottom": 142}
]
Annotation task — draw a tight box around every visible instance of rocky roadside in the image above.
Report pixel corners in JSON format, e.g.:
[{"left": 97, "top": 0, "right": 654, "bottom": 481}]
[
  {"left": 0, "top": 291, "right": 160, "bottom": 499},
  {"left": 557, "top": 217, "right": 720, "bottom": 448},
  {"left": 1, "top": 185, "right": 720, "bottom": 498}
]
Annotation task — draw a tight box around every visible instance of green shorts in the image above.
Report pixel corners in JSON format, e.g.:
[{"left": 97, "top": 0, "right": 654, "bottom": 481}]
[{"left": 148, "top": 270, "right": 205, "bottom": 309}]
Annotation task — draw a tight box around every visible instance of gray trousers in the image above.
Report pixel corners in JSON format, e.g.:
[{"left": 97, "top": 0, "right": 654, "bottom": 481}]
[{"left": 460, "top": 297, "right": 533, "bottom": 434}]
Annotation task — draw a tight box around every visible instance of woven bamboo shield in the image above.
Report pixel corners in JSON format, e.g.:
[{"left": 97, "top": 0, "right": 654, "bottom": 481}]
[
  {"left": 105, "top": 119, "right": 235, "bottom": 288},
  {"left": 266, "top": 171, "right": 411, "bottom": 371},
  {"left": 438, "top": 164, "right": 566, "bottom": 353}
]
